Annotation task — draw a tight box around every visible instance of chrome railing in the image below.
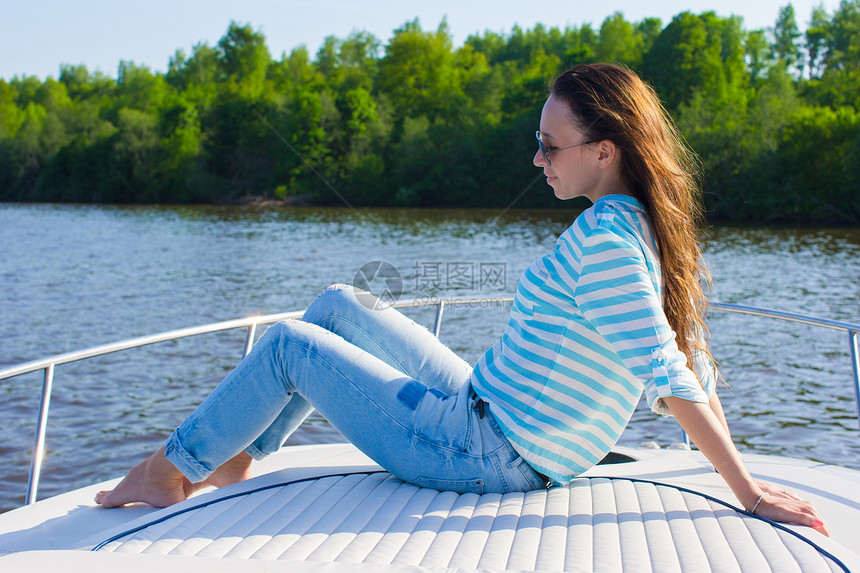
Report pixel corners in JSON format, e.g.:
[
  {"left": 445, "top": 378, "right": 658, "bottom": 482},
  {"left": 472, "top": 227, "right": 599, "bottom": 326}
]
[
  {"left": 709, "top": 301, "right": 860, "bottom": 437},
  {"left": 0, "top": 297, "right": 857, "bottom": 506}
]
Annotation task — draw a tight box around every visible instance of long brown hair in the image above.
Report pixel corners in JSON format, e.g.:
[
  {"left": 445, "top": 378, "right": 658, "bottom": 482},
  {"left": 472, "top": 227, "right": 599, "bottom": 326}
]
[{"left": 551, "top": 63, "right": 715, "bottom": 377}]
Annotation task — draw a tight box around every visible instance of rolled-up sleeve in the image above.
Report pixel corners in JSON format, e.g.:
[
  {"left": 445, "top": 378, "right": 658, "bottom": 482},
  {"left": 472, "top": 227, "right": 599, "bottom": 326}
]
[{"left": 572, "top": 228, "right": 710, "bottom": 417}]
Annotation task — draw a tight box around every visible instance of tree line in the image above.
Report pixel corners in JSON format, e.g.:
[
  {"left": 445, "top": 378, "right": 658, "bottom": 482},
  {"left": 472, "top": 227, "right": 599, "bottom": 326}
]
[{"left": 1, "top": 2, "right": 858, "bottom": 222}]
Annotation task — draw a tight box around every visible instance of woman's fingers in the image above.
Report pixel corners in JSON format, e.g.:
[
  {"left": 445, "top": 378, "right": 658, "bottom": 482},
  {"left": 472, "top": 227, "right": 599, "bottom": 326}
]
[
  {"left": 799, "top": 512, "right": 831, "bottom": 537},
  {"left": 811, "top": 517, "right": 831, "bottom": 537},
  {"left": 751, "top": 480, "right": 828, "bottom": 534},
  {"left": 756, "top": 497, "right": 831, "bottom": 537}
]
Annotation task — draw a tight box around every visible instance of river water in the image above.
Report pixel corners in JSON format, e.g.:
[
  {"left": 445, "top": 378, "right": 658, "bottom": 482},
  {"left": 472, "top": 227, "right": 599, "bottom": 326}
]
[{"left": 1, "top": 203, "right": 858, "bottom": 513}]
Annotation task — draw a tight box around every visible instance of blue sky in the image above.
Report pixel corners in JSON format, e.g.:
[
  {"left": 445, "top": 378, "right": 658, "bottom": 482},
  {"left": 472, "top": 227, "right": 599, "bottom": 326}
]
[{"left": 1, "top": 0, "right": 842, "bottom": 80}]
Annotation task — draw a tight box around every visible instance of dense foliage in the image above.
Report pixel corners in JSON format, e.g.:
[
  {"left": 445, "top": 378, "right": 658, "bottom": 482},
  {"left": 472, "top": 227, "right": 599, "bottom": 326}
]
[{"left": 1, "top": 3, "right": 859, "bottom": 222}]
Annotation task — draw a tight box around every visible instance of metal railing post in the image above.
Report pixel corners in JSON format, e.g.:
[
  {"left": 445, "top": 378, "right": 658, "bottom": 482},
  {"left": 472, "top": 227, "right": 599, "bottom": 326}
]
[
  {"left": 850, "top": 330, "right": 860, "bottom": 432},
  {"left": 25, "top": 363, "right": 55, "bottom": 505},
  {"left": 243, "top": 323, "right": 257, "bottom": 358},
  {"left": 433, "top": 301, "right": 445, "bottom": 337}
]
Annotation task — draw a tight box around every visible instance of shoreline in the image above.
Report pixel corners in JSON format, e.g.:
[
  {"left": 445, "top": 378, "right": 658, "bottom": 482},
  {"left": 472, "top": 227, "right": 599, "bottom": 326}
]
[{"left": 1, "top": 200, "right": 859, "bottom": 227}]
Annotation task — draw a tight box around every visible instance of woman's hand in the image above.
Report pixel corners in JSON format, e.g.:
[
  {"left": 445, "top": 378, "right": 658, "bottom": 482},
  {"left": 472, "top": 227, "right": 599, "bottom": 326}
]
[
  {"left": 751, "top": 480, "right": 830, "bottom": 537},
  {"left": 755, "top": 479, "right": 801, "bottom": 501},
  {"left": 662, "top": 396, "right": 832, "bottom": 537}
]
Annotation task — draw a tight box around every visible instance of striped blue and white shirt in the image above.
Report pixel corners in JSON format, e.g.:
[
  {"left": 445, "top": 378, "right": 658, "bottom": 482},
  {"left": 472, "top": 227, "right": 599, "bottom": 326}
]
[{"left": 470, "top": 194, "right": 716, "bottom": 484}]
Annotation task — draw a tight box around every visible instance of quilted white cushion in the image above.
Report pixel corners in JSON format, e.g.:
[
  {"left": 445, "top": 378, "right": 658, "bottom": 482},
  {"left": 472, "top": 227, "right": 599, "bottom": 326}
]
[{"left": 97, "top": 473, "right": 846, "bottom": 572}]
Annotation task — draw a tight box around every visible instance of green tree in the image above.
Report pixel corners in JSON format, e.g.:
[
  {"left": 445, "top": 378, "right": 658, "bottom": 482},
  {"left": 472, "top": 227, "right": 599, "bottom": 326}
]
[
  {"left": 110, "top": 107, "right": 159, "bottom": 201},
  {"left": 338, "top": 31, "right": 381, "bottom": 92},
  {"left": 217, "top": 22, "right": 270, "bottom": 97},
  {"left": 33, "top": 79, "right": 71, "bottom": 158},
  {"left": 10, "top": 76, "right": 43, "bottom": 108},
  {"left": 644, "top": 12, "right": 746, "bottom": 112},
  {"left": 335, "top": 86, "right": 386, "bottom": 203},
  {"left": 686, "top": 64, "right": 799, "bottom": 220},
  {"left": 776, "top": 105, "right": 860, "bottom": 221},
  {"left": 637, "top": 18, "right": 663, "bottom": 56},
  {"left": 572, "top": 24, "right": 599, "bottom": 63},
  {"left": 155, "top": 95, "right": 205, "bottom": 201},
  {"left": 746, "top": 29, "right": 772, "bottom": 87},
  {"left": 772, "top": 4, "right": 802, "bottom": 72},
  {"left": 455, "top": 43, "right": 501, "bottom": 124},
  {"left": 376, "top": 19, "right": 461, "bottom": 124},
  {"left": 825, "top": 0, "right": 860, "bottom": 70},
  {"left": 463, "top": 30, "right": 507, "bottom": 65},
  {"left": 0, "top": 102, "right": 47, "bottom": 199},
  {"left": 58, "top": 65, "right": 113, "bottom": 103},
  {"left": 596, "top": 13, "right": 644, "bottom": 67},
  {"left": 805, "top": 4, "right": 831, "bottom": 78},
  {"left": 115, "top": 61, "right": 170, "bottom": 113},
  {"left": 200, "top": 23, "right": 279, "bottom": 200},
  {"left": 810, "top": 0, "right": 860, "bottom": 108},
  {"left": 168, "top": 44, "right": 218, "bottom": 89},
  {"left": 0, "top": 80, "right": 24, "bottom": 139}
]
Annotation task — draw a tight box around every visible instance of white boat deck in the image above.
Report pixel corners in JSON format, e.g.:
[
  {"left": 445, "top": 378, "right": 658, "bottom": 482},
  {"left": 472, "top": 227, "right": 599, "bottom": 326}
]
[{"left": 1, "top": 443, "right": 858, "bottom": 572}]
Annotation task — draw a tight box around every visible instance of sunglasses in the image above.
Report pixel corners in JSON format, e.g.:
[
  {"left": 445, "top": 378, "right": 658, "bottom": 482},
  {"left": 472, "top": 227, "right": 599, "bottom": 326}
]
[{"left": 535, "top": 131, "right": 596, "bottom": 166}]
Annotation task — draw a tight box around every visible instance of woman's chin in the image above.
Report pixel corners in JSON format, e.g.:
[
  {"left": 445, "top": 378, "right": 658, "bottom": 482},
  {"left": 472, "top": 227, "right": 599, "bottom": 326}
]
[
  {"left": 548, "top": 179, "right": 565, "bottom": 198},
  {"left": 553, "top": 186, "right": 572, "bottom": 200},
  {"left": 553, "top": 186, "right": 589, "bottom": 201}
]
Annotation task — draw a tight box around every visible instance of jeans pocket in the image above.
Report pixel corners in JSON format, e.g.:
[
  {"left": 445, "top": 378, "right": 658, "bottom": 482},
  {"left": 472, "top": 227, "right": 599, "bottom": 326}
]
[
  {"left": 411, "top": 476, "right": 485, "bottom": 494},
  {"left": 411, "top": 387, "right": 473, "bottom": 453}
]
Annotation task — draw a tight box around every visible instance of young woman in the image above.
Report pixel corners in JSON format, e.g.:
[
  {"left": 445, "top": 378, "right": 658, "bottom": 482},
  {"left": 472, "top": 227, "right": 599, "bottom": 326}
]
[{"left": 96, "top": 63, "right": 828, "bottom": 536}]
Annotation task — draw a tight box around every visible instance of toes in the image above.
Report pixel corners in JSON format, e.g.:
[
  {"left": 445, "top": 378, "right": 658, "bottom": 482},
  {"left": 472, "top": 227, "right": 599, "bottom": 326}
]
[
  {"left": 94, "top": 490, "right": 120, "bottom": 506},
  {"left": 95, "top": 492, "right": 119, "bottom": 508}
]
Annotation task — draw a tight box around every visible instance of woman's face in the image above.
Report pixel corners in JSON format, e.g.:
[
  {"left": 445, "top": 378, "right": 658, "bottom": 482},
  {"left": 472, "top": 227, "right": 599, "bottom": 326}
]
[{"left": 534, "top": 95, "right": 602, "bottom": 202}]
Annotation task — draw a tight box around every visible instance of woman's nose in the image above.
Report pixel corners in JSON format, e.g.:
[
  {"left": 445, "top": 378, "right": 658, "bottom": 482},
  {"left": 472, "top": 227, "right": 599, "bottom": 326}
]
[{"left": 533, "top": 148, "right": 546, "bottom": 167}]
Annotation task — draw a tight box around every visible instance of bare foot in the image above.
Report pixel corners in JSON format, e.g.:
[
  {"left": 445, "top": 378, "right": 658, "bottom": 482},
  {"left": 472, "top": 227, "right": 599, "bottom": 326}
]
[
  {"left": 95, "top": 446, "right": 191, "bottom": 508},
  {"left": 202, "top": 451, "right": 253, "bottom": 488},
  {"left": 182, "top": 451, "right": 254, "bottom": 497},
  {"left": 95, "top": 449, "right": 254, "bottom": 508}
]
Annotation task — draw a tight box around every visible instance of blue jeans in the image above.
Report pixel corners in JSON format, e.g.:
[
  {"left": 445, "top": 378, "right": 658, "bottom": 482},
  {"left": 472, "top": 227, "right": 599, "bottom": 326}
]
[{"left": 164, "top": 284, "right": 547, "bottom": 494}]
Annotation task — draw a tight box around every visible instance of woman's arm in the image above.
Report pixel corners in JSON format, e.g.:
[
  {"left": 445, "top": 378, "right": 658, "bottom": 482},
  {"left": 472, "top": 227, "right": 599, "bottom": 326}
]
[
  {"left": 707, "top": 390, "right": 730, "bottom": 436},
  {"left": 705, "top": 392, "right": 814, "bottom": 503},
  {"left": 661, "top": 395, "right": 830, "bottom": 537}
]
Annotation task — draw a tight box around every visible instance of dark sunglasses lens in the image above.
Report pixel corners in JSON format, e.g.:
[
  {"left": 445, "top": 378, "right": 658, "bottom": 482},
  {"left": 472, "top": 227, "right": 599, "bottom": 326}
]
[
  {"left": 536, "top": 132, "right": 551, "bottom": 166},
  {"left": 537, "top": 139, "right": 549, "bottom": 165}
]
